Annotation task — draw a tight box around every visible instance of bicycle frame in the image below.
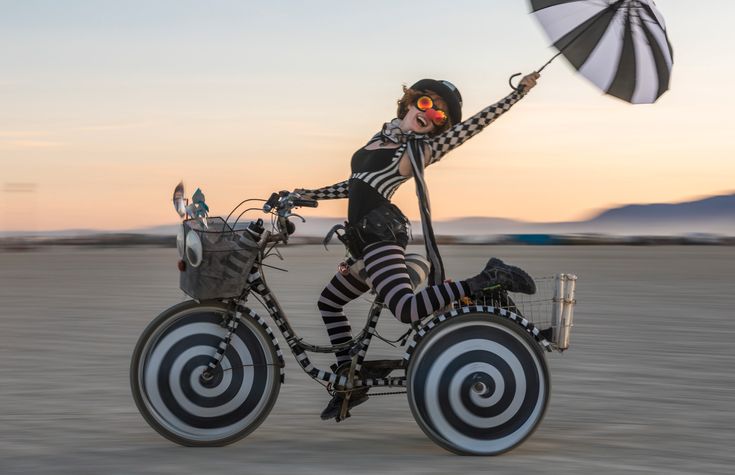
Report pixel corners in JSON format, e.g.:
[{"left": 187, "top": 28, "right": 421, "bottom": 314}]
[
  {"left": 228, "top": 228, "right": 408, "bottom": 392},
  {"left": 245, "top": 269, "right": 407, "bottom": 391},
  {"left": 199, "top": 208, "right": 556, "bottom": 396}
]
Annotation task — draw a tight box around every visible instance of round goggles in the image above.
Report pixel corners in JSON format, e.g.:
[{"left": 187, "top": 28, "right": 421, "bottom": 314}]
[{"left": 415, "top": 96, "right": 448, "bottom": 127}]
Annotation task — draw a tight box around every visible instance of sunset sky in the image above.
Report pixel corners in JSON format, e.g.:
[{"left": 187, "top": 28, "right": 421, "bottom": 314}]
[{"left": 1, "top": 0, "right": 733, "bottom": 232}]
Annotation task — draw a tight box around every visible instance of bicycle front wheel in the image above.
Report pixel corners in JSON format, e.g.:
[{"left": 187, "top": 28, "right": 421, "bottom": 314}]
[{"left": 130, "top": 300, "right": 280, "bottom": 446}]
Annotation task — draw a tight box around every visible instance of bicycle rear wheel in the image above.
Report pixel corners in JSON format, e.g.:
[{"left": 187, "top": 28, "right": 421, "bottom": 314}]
[{"left": 407, "top": 313, "right": 549, "bottom": 455}]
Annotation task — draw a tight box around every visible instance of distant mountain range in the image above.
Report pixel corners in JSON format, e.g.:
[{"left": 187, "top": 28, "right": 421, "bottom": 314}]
[
  {"left": 435, "top": 192, "right": 734, "bottom": 236},
  {"left": 229, "top": 192, "right": 735, "bottom": 237},
  {"left": 583, "top": 193, "right": 735, "bottom": 234},
  {"left": 2, "top": 192, "right": 734, "bottom": 238}
]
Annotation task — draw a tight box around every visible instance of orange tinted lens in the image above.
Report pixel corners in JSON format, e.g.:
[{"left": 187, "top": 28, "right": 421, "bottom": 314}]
[
  {"left": 432, "top": 110, "right": 448, "bottom": 126},
  {"left": 416, "top": 96, "right": 433, "bottom": 111}
]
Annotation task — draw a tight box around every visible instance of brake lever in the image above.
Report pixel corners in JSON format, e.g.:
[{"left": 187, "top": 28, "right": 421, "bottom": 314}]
[
  {"left": 273, "top": 246, "right": 284, "bottom": 261},
  {"left": 289, "top": 213, "right": 306, "bottom": 223}
]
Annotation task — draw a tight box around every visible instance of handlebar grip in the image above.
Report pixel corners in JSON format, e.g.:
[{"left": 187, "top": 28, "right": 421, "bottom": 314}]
[
  {"left": 263, "top": 192, "right": 280, "bottom": 212},
  {"left": 292, "top": 199, "right": 318, "bottom": 208}
]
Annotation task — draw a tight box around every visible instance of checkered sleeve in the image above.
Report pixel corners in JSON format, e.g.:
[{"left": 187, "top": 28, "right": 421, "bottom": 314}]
[
  {"left": 296, "top": 179, "right": 350, "bottom": 200},
  {"left": 428, "top": 90, "right": 526, "bottom": 164}
]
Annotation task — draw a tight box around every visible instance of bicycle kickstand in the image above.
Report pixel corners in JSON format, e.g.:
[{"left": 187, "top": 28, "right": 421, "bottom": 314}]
[{"left": 336, "top": 354, "right": 359, "bottom": 422}]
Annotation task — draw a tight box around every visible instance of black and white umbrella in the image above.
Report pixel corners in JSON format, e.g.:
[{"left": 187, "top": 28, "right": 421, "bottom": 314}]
[{"left": 526, "top": 0, "right": 673, "bottom": 104}]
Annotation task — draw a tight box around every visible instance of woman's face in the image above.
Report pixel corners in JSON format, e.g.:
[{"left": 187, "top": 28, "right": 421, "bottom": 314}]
[{"left": 400, "top": 93, "right": 448, "bottom": 135}]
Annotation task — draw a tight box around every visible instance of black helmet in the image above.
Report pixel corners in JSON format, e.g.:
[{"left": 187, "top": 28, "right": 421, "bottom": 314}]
[{"left": 410, "top": 79, "right": 463, "bottom": 125}]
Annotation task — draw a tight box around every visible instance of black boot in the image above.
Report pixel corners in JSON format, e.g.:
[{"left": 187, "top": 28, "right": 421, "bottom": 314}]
[
  {"left": 320, "top": 392, "right": 369, "bottom": 421},
  {"left": 320, "top": 362, "right": 371, "bottom": 421},
  {"left": 466, "top": 257, "right": 536, "bottom": 295}
]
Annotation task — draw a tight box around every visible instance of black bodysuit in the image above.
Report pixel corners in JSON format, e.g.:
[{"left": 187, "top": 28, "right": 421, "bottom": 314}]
[{"left": 347, "top": 147, "right": 405, "bottom": 224}]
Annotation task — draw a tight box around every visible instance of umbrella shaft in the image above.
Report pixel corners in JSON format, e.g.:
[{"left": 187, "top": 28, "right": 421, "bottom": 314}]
[{"left": 537, "top": 51, "right": 563, "bottom": 73}]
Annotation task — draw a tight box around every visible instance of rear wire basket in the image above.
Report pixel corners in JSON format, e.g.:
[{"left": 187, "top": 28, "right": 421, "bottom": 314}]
[
  {"left": 470, "top": 274, "right": 577, "bottom": 350},
  {"left": 179, "top": 217, "right": 261, "bottom": 300}
]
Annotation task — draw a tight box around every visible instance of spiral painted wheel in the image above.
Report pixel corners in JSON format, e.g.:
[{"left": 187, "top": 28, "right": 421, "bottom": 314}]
[
  {"left": 407, "top": 313, "right": 549, "bottom": 455},
  {"left": 130, "top": 300, "right": 280, "bottom": 446}
]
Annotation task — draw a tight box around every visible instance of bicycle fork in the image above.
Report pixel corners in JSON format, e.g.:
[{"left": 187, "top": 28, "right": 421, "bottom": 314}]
[{"left": 201, "top": 303, "right": 240, "bottom": 384}]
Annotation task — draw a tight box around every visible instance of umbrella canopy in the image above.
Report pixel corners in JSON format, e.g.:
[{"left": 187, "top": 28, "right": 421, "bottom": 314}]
[{"left": 530, "top": 0, "right": 673, "bottom": 104}]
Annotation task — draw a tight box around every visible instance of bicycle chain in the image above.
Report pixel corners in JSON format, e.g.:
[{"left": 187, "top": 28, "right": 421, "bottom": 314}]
[{"left": 368, "top": 390, "right": 407, "bottom": 396}]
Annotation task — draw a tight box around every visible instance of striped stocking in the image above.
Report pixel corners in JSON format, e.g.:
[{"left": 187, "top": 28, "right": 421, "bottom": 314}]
[
  {"left": 362, "top": 242, "right": 469, "bottom": 324},
  {"left": 317, "top": 270, "right": 370, "bottom": 365}
]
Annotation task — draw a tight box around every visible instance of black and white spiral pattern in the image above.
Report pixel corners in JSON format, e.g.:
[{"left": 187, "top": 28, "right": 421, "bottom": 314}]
[
  {"left": 531, "top": 0, "right": 673, "bottom": 104},
  {"left": 140, "top": 307, "right": 277, "bottom": 442},
  {"left": 408, "top": 317, "right": 548, "bottom": 455}
]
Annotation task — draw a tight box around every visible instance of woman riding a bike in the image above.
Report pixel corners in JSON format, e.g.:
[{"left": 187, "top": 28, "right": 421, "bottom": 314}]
[{"left": 292, "top": 73, "right": 541, "bottom": 419}]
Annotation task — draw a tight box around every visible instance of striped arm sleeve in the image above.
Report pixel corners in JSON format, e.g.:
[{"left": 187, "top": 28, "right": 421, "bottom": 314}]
[
  {"left": 296, "top": 179, "right": 350, "bottom": 200},
  {"left": 428, "top": 90, "right": 526, "bottom": 164}
]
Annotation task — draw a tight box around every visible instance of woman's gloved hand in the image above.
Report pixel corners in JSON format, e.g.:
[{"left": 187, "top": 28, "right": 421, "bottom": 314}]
[
  {"left": 292, "top": 188, "right": 313, "bottom": 199},
  {"left": 519, "top": 72, "right": 540, "bottom": 92}
]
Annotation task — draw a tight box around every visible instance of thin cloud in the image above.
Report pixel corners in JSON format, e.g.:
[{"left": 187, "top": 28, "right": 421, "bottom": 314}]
[
  {"left": 74, "top": 121, "right": 153, "bottom": 131},
  {"left": 0, "top": 140, "right": 65, "bottom": 150},
  {"left": 0, "top": 130, "right": 52, "bottom": 138},
  {"left": 2, "top": 182, "right": 38, "bottom": 192}
]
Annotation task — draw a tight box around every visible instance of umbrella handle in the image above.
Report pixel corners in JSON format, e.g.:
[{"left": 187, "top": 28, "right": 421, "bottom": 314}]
[{"left": 508, "top": 73, "right": 526, "bottom": 93}]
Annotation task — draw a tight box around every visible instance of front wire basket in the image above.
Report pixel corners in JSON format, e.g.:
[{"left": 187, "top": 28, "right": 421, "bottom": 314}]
[{"left": 179, "top": 217, "right": 261, "bottom": 300}]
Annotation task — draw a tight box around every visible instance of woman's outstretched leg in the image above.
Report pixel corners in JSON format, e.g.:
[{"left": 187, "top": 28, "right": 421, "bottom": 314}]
[
  {"left": 317, "top": 269, "right": 370, "bottom": 365},
  {"left": 362, "top": 243, "right": 469, "bottom": 324},
  {"left": 363, "top": 243, "right": 536, "bottom": 324}
]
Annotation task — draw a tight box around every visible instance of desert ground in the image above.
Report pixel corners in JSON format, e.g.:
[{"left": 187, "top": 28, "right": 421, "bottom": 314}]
[{"left": 1, "top": 245, "right": 733, "bottom": 474}]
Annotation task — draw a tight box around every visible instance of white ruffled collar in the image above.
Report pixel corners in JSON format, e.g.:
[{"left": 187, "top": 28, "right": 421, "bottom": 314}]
[{"left": 373, "top": 118, "right": 428, "bottom": 145}]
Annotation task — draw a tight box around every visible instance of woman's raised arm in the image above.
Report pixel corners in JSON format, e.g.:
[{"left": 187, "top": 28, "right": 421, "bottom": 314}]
[{"left": 427, "top": 72, "right": 539, "bottom": 164}]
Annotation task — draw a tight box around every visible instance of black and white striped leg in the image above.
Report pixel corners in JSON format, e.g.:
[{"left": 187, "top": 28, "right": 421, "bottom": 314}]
[
  {"left": 362, "top": 243, "right": 468, "bottom": 324},
  {"left": 317, "top": 270, "right": 370, "bottom": 365}
]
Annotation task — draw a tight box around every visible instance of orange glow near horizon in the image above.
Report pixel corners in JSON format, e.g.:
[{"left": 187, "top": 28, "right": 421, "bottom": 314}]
[{"left": 1, "top": 1, "right": 734, "bottom": 232}]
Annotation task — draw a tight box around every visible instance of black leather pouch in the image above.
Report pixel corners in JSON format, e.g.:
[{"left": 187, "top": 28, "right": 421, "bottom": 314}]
[{"left": 355, "top": 204, "right": 409, "bottom": 250}]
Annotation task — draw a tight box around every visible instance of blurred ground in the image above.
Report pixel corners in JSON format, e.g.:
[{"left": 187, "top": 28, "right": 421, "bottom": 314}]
[{"left": 1, "top": 245, "right": 734, "bottom": 474}]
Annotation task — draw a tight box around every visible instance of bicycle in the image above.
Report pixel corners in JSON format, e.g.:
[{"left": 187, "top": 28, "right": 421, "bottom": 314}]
[{"left": 130, "top": 188, "right": 578, "bottom": 455}]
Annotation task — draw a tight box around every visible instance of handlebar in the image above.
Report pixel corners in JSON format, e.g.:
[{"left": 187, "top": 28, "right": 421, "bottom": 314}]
[
  {"left": 292, "top": 198, "right": 318, "bottom": 208},
  {"left": 262, "top": 191, "right": 318, "bottom": 213},
  {"left": 259, "top": 191, "right": 318, "bottom": 243}
]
